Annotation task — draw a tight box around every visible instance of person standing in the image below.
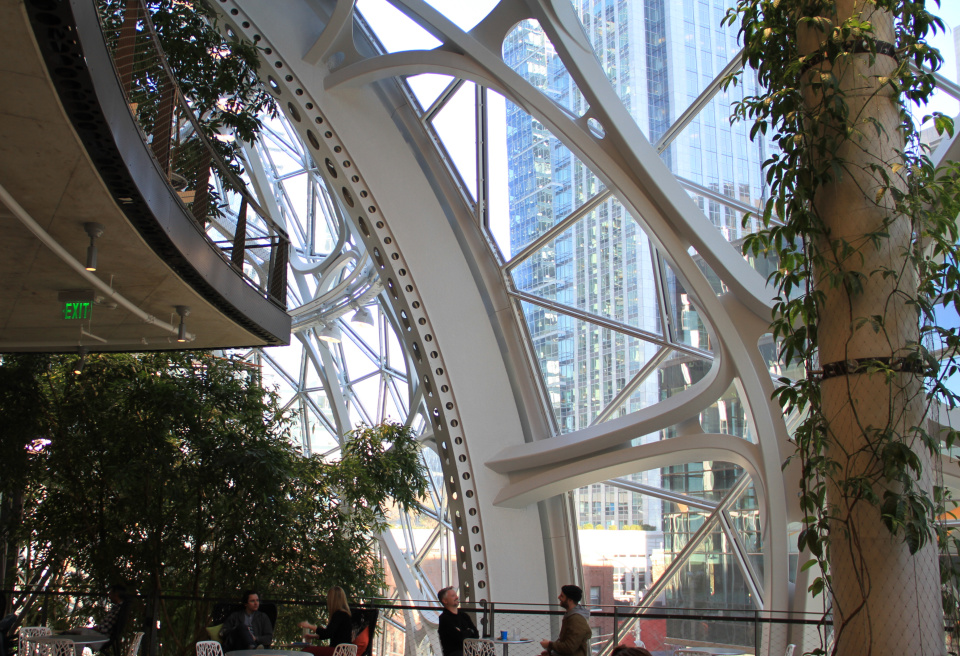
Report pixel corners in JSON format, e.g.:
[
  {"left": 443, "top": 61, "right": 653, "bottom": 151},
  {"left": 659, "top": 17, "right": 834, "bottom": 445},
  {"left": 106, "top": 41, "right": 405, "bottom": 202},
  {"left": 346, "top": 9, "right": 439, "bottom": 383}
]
[
  {"left": 220, "top": 590, "right": 273, "bottom": 651},
  {"left": 437, "top": 587, "right": 478, "bottom": 656},
  {"left": 538, "top": 585, "right": 591, "bottom": 656}
]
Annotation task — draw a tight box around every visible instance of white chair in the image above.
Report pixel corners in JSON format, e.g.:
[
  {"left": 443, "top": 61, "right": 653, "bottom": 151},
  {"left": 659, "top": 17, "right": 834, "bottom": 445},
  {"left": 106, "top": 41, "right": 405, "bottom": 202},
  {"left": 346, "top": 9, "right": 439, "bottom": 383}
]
[
  {"left": 36, "top": 638, "right": 75, "bottom": 656},
  {"left": 463, "top": 639, "right": 496, "bottom": 656},
  {"left": 784, "top": 645, "right": 796, "bottom": 656},
  {"left": 196, "top": 641, "right": 224, "bottom": 656},
  {"left": 19, "top": 627, "right": 53, "bottom": 656},
  {"left": 125, "top": 632, "right": 145, "bottom": 656},
  {"left": 332, "top": 644, "right": 357, "bottom": 656}
]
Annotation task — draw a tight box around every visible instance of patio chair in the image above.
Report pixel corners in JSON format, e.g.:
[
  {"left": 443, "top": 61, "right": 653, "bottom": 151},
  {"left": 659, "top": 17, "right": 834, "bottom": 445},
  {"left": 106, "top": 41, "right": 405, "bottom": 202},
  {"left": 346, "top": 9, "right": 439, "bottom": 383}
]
[
  {"left": 125, "top": 633, "right": 145, "bottom": 656},
  {"left": 196, "top": 640, "right": 224, "bottom": 656},
  {"left": 18, "top": 627, "right": 52, "bottom": 656},
  {"left": 36, "top": 639, "right": 74, "bottom": 656},
  {"left": 463, "top": 639, "right": 496, "bottom": 656},
  {"left": 331, "top": 645, "right": 357, "bottom": 656},
  {"left": 784, "top": 645, "right": 795, "bottom": 656}
]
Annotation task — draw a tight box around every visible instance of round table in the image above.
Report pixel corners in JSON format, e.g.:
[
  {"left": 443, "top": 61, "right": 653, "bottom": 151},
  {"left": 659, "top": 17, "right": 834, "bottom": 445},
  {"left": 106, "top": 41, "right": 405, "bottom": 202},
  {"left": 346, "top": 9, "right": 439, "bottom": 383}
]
[
  {"left": 29, "top": 633, "right": 110, "bottom": 656},
  {"left": 225, "top": 650, "right": 311, "bottom": 656},
  {"left": 491, "top": 638, "right": 534, "bottom": 656},
  {"left": 675, "top": 648, "right": 748, "bottom": 655}
]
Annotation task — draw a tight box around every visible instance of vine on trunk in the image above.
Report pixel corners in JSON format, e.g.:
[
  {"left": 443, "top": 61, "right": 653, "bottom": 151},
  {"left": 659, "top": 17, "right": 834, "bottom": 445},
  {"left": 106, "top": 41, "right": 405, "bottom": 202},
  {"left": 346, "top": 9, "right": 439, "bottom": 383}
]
[{"left": 722, "top": 0, "right": 960, "bottom": 652}]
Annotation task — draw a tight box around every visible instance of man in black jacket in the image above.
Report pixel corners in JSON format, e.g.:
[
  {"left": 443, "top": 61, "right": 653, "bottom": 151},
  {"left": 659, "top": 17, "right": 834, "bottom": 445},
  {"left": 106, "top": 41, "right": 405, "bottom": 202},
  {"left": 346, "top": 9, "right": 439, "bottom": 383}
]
[
  {"left": 220, "top": 591, "right": 274, "bottom": 651},
  {"left": 437, "top": 587, "right": 478, "bottom": 656}
]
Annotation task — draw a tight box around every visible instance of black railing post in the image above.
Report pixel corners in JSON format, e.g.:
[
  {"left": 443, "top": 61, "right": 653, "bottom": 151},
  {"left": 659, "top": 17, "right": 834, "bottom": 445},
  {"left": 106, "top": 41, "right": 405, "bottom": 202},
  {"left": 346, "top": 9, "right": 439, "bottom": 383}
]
[
  {"left": 268, "top": 236, "right": 288, "bottom": 303},
  {"left": 143, "top": 590, "right": 159, "bottom": 656},
  {"left": 231, "top": 197, "right": 247, "bottom": 268}
]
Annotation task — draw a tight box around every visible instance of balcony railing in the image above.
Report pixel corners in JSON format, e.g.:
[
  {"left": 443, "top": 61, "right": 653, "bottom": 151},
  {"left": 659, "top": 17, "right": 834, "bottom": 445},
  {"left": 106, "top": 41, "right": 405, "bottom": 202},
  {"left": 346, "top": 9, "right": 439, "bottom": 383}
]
[
  {"left": 95, "top": 0, "right": 288, "bottom": 307},
  {"left": 7, "top": 587, "right": 956, "bottom": 656}
]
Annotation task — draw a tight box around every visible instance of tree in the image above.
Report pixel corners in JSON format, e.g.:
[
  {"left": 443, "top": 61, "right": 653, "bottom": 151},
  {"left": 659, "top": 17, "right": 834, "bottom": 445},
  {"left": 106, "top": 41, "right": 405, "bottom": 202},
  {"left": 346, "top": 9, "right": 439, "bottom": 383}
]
[
  {"left": 724, "top": 0, "right": 960, "bottom": 653},
  {"left": 0, "top": 352, "right": 428, "bottom": 656}
]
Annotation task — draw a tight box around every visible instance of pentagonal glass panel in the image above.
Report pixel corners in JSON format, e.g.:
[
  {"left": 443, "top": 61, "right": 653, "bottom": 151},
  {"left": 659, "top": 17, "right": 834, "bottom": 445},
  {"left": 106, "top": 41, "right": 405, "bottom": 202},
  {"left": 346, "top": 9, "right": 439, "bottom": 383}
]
[
  {"left": 429, "top": 81, "right": 478, "bottom": 200},
  {"left": 406, "top": 73, "right": 455, "bottom": 111},
  {"left": 356, "top": 0, "right": 442, "bottom": 52}
]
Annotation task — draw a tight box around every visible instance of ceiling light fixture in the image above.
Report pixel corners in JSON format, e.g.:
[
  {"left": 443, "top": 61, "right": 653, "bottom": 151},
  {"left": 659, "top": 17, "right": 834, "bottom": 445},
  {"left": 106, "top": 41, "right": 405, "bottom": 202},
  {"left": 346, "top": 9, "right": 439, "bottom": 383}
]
[
  {"left": 175, "top": 305, "right": 191, "bottom": 343},
  {"left": 83, "top": 222, "right": 104, "bottom": 272},
  {"left": 318, "top": 323, "right": 341, "bottom": 343},
  {"left": 351, "top": 304, "right": 374, "bottom": 326}
]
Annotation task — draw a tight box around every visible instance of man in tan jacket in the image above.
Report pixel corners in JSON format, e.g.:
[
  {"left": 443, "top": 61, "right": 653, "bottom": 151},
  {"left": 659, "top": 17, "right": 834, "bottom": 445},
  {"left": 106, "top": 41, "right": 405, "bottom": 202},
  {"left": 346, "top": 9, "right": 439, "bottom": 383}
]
[{"left": 539, "top": 585, "right": 592, "bottom": 656}]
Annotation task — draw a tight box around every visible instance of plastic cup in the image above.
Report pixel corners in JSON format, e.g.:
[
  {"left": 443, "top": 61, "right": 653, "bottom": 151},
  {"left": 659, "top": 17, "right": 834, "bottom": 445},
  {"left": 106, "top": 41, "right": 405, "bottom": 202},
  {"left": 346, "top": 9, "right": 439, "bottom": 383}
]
[{"left": 500, "top": 631, "right": 508, "bottom": 641}]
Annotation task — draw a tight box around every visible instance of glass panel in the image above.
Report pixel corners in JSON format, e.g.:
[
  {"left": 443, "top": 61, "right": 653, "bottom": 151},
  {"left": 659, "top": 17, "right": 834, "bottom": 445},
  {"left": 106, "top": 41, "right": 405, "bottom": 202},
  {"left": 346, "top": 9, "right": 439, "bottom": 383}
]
[
  {"left": 700, "top": 382, "right": 753, "bottom": 443},
  {"left": 661, "top": 461, "right": 744, "bottom": 506},
  {"left": 518, "top": 300, "right": 666, "bottom": 433},
  {"left": 508, "top": 205, "right": 662, "bottom": 335},
  {"left": 486, "top": 89, "right": 512, "bottom": 257},
  {"left": 356, "top": 0, "right": 442, "bottom": 52},
  {"left": 730, "top": 481, "right": 763, "bottom": 582},
  {"left": 758, "top": 333, "right": 805, "bottom": 381},
  {"left": 489, "top": 91, "right": 607, "bottom": 256},
  {"left": 429, "top": 81, "right": 478, "bottom": 200},
  {"left": 406, "top": 73, "right": 454, "bottom": 111},
  {"left": 341, "top": 324, "right": 382, "bottom": 381},
  {"left": 422, "top": 0, "right": 499, "bottom": 32},
  {"left": 656, "top": 351, "right": 712, "bottom": 403},
  {"left": 503, "top": 19, "right": 586, "bottom": 117},
  {"left": 661, "top": 257, "right": 713, "bottom": 352},
  {"left": 305, "top": 406, "right": 339, "bottom": 454},
  {"left": 654, "top": 525, "right": 757, "bottom": 648}
]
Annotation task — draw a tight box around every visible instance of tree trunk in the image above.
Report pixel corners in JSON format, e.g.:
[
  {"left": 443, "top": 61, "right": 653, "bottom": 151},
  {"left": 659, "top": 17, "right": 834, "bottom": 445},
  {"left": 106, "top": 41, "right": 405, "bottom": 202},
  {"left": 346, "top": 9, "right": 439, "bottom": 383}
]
[{"left": 798, "top": 1, "right": 945, "bottom": 653}]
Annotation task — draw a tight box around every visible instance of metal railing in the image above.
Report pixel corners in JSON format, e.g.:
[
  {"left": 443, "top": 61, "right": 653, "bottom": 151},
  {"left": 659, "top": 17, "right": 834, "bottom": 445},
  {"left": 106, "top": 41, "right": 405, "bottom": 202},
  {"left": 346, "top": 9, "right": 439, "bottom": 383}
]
[
  {"left": 95, "top": 0, "right": 288, "bottom": 307},
  {"left": 5, "top": 588, "right": 957, "bottom": 656}
]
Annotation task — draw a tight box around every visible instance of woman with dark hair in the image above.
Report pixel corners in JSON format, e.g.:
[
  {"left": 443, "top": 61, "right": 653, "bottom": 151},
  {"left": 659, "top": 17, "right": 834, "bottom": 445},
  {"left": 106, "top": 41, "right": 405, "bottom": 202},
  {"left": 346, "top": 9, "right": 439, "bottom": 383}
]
[{"left": 299, "top": 587, "right": 353, "bottom": 654}]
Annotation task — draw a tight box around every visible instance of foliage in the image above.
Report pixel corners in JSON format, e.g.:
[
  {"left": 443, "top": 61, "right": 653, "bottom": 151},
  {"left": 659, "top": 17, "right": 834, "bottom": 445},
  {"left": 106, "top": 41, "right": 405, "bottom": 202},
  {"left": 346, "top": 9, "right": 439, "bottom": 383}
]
[
  {"left": 0, "top": 352, "right": 427, "bottom": 655},
  {"left": 720, "top": 0, "right": 960, "bottom": 652}
]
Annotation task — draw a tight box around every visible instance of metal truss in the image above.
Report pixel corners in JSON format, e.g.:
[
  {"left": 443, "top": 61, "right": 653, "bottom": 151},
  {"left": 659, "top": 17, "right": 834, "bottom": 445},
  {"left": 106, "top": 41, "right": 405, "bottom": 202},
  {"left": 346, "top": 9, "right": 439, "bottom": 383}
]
[{"left": 198, "top": 2, "right": 955, "bottom": 649}]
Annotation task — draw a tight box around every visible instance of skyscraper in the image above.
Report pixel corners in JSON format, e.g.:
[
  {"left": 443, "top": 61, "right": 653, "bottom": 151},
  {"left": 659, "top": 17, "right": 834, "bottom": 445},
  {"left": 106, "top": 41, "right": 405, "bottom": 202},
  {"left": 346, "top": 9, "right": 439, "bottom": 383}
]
[{"left": 503, "top": 0, "right": 766, "bottom": 618}]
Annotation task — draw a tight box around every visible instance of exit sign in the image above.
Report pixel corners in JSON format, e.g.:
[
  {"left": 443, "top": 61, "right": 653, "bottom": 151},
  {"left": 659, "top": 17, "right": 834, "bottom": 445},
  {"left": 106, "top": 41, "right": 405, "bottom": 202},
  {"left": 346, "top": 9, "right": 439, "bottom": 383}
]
[{"left": 63, "top": 301, "right": 92, "bottom": 320}]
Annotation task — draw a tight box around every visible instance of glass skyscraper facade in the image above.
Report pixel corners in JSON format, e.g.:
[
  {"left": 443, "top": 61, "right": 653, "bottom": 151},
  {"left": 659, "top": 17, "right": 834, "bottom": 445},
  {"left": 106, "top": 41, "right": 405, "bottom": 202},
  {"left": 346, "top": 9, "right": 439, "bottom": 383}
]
[{"left": 503, "top": 0, "right": 766, "bottom": 618}]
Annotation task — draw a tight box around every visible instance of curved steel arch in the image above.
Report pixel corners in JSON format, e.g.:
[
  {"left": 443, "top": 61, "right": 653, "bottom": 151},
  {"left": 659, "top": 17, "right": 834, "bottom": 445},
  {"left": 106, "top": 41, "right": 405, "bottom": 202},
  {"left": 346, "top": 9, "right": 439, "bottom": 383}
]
[{"left": 207, "top": 0, "right": 798, "bottom": 620}]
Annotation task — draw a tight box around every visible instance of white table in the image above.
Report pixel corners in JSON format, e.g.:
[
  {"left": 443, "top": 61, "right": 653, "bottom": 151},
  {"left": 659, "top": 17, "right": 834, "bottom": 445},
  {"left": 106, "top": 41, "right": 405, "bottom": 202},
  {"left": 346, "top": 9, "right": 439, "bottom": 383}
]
[
  {"left": 29, "top": 632, "right": 110, "bottom": 656},
  {"left": 225, "top": 650, "right": 311, "bottom": 656},
  {"left": 492, "top": 637, "right": 534, "bottom": 656},
  {"left": 675, "top": 648, "right": 747, "bottom": 655}
]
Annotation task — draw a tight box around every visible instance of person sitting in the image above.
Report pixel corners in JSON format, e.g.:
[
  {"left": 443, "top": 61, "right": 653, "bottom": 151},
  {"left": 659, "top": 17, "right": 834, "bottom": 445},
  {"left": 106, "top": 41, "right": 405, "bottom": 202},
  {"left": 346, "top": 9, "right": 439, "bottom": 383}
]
[
  {"left": 436, "top": 587, "right": 478, "bottom": 656},
  {"left": 298, "top": 587, "right": 353, "bottom": 656},
  {"left": 538, "top": 585, "right": 591, "bottom": 656},
  {"left": 220, "top": 590, "right": 273, "bottom": 651},
  {"left": 94, "top": 584, "right": 128, "bottom": 639}
]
